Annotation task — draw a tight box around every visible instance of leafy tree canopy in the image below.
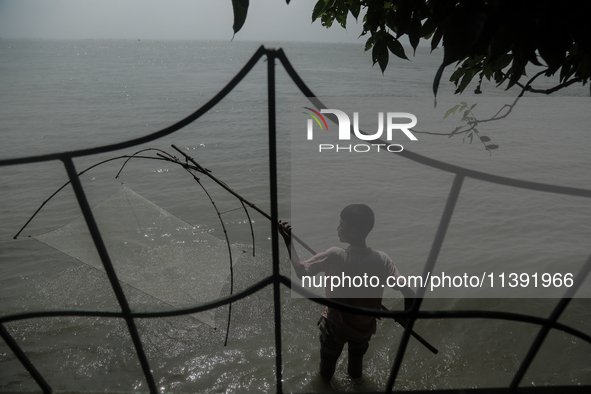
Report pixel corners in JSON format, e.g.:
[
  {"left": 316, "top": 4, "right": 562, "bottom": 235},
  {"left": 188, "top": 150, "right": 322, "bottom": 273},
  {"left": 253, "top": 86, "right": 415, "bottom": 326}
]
[
  {"left": 311, "top": 0, "right": 591, "bottom": 96},
  {"left": 232, "top": 0, "right": 591, "bottom": 96}
]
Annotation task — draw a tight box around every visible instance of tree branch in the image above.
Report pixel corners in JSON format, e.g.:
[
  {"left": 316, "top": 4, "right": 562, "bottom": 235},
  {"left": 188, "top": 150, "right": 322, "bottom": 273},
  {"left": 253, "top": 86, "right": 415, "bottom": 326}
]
[{"left": 516, "top": 77, "right": 583, "bottom": 95}]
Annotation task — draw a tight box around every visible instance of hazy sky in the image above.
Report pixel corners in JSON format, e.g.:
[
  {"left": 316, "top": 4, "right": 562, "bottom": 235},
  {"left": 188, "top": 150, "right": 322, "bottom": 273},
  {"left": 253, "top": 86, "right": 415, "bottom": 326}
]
[{"left": 0, "top": 0, "right": 366, "bottom": 42}]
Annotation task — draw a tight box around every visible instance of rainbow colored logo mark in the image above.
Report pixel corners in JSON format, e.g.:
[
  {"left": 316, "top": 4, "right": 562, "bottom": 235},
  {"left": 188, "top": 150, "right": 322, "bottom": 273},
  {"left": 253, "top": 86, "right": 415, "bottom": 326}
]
[{"left": 302, "top": 107, "right": 328, "bottom": 132}]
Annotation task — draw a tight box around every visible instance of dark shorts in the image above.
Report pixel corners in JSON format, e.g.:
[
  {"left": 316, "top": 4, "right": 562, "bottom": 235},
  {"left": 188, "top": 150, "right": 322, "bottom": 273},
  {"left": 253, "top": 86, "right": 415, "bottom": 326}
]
[{"left": 317, "top": 316, "right": 371, "bottom": 362}]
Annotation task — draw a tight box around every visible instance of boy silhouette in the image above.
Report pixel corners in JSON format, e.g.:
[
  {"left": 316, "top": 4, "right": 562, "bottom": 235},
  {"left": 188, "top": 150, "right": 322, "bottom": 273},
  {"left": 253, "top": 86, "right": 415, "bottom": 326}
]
[{"left": 279, "top": 204, "right": 415, "bottom": 380}]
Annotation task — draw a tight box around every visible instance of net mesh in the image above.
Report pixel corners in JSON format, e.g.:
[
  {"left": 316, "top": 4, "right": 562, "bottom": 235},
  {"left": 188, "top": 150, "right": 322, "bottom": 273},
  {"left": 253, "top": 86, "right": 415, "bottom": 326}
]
[{"left": 33, "top": 184, "right": 238, "bottom": 328}]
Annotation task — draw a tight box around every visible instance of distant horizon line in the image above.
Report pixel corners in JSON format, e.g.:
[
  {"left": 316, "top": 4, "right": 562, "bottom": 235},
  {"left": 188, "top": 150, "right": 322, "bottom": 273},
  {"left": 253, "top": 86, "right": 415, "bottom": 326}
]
[{"left": 0, "top": 36, "right": 433, "bottom": 49}]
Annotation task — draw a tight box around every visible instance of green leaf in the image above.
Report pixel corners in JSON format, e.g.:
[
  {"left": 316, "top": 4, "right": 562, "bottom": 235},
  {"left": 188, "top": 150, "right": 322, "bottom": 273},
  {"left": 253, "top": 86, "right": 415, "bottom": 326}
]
[
  {"left": 480, "top": 136, "right": 491, "bottom": 142},
  {"left": 470, "top": 103, "right": 477, "bottom": 110},
  {"left": 443, "top": 105, "right": 458, "bottom": 119},
  {"left": 495, "top": 69, "right": 511, "bottom": 86},
  {"left": 372, "top": 36, "right": 389, "bottom": 73},
  {"left": 431, "top": 25, "right": 443, "bottom": 51},
  {"left": 449, "top": 67, "right": 464, "bottom": 83},
  {"left": 444, "top": 104, "right": 460, "bottom": 119},
  {"left": 560, "top": 63, "right": 577, "bottom": 83},
  {"left": 408, "top": 17, "right": 422, "bottom": 54},
  {"left": 386, "top": 36, "right": 409, "bottom": 60},
  {"left": 486, "top": 144, "right": 499, "bottom": 150},
  {"left": 321, "top": 9, "right": 335, "bottom": 27},
  {"left": 455, "top": 68, "right": 478, "bottom": 94},
  {"left": 421, "top": 17, "right": 437, "bottom": 38},
  {"left": 232, "top": 0, "right": 249, "bottom": 35},
  {"left": 349, "top": 1, "right": 361, "bottom": 19},
  {"left": 334, "top": 0, "right": 348, "bottom": 28},
  {"left": 365, "top": 34, "right": 378, "bottom": 52},
  {"left": 363, "top": 7, "right": 381, "bottom": 33},
  {"left": 576, "top": 53, "right": 591, "bottom": 74},
  {"left": 312, "top": 0, "right": 333, "bottom": 22},
  {"left": 464, "top": 132, "right": 474, "bottom": 143},
  {"left": 498, "top": 54, "right": 513, "bottom": 69},
  {"left": 483, "top": 63, "right": 493, "bottom": 79},
  {"left": 506, "top": 60, "right": 525, "bottom": 91}
]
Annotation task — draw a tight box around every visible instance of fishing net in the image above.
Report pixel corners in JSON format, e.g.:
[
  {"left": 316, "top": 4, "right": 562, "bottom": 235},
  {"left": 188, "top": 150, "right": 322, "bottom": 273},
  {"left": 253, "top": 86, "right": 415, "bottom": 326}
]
[{"left": 33, "top": 184, "right": 240, "bottom": 328}]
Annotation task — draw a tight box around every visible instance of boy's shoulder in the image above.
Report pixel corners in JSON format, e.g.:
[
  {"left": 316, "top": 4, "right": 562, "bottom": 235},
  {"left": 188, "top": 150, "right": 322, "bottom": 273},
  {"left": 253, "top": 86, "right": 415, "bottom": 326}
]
[
  {"left": 326, "top": 246, "right": 393, "bottom": 264},
  {"left": 345, "top": 246, "right": 393, "bottom": 262},
  {"left": 365, "top": 248, "right": 395, "bottom": 265},
  {"left": 373, "top": 249, "right": 392, "bottom": 258},
  {"left": 326, "top": 246, "right": 347, "bottom": 257}
]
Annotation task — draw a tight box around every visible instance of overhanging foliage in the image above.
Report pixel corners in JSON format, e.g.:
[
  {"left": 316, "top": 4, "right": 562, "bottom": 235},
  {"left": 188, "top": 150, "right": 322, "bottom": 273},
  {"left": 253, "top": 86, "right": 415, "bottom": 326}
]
[{"left": 311, "top": 0, "right": 591, "bottom": 96}]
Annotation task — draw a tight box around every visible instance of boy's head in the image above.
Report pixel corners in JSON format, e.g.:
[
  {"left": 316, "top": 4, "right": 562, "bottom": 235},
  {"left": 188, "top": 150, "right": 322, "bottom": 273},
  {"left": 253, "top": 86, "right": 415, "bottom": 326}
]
[{"left": 338, "top": 204, "right": 375, "bottom": 243}]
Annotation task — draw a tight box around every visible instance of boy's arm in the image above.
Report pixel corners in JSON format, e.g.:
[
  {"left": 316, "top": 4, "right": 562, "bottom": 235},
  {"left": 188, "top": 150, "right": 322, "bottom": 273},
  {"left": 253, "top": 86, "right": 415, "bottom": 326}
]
[
  {"left": 386, "top": 261, "right": 416, "bottom": 311},
  {"left": 383, "top": 272, "right": 416, "bottom": 324},
  {"left": 278, "top": 221, "right": 307, "bottom": 279},
  {"left": 382, "top": 286, "right": 415, "bottom": 327}
]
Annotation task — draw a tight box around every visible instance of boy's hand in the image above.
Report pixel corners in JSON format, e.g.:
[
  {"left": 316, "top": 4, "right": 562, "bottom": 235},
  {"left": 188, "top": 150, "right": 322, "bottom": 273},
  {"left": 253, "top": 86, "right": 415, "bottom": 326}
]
[
  {"left": 278, "top": 220, "right": 300, "bottom": 272},
  {"left": 278, "top": 220, "right": 291, "bottom": 242}
]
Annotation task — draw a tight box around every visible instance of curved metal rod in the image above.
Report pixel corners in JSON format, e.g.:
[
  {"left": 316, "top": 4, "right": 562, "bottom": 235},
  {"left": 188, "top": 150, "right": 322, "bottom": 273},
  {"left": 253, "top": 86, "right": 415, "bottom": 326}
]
[
  {"left": 239, "top": 199, "right": 256, "bottom": 257},
  {"left": 388, "top": 174, "right": 462, "bottom": 391},
  {"left": 3, "top": 273, "right": 589, "bottom": 347},
  {"left": 282, "top": 275, "right": 591, "bottom": 345},
  {"left": 0, "top": 275, "right": 274, "bottom": 323},
  {"left": 510, "top": 252, "right": 591, "bottom": 388},
  {"left": 118, "top": 149, "right": 258, "bottom": 344},
  {"left": 13, "top": 154, "right": 170, "bottom": 239},
  {"left": 180, "top": 163, "right": 236, "bottom": 346},
  {"left": 115, "top": 147, "right": 179, "bottom": 178},
  {"left": 0, "top": 324, "right": 51, "bottom": 393},
  {"left": 62, "top": 157, "right": 158, "bottom": 393},
  {"left": 0, "top": 46, "right": 268, "bottom": 167}
]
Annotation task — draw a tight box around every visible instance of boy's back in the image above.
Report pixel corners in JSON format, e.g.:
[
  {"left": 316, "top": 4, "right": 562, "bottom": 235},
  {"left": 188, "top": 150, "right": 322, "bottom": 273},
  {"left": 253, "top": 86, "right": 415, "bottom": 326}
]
[{"left": 299, "top": 244, "right": 401, "bottom": 339}]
